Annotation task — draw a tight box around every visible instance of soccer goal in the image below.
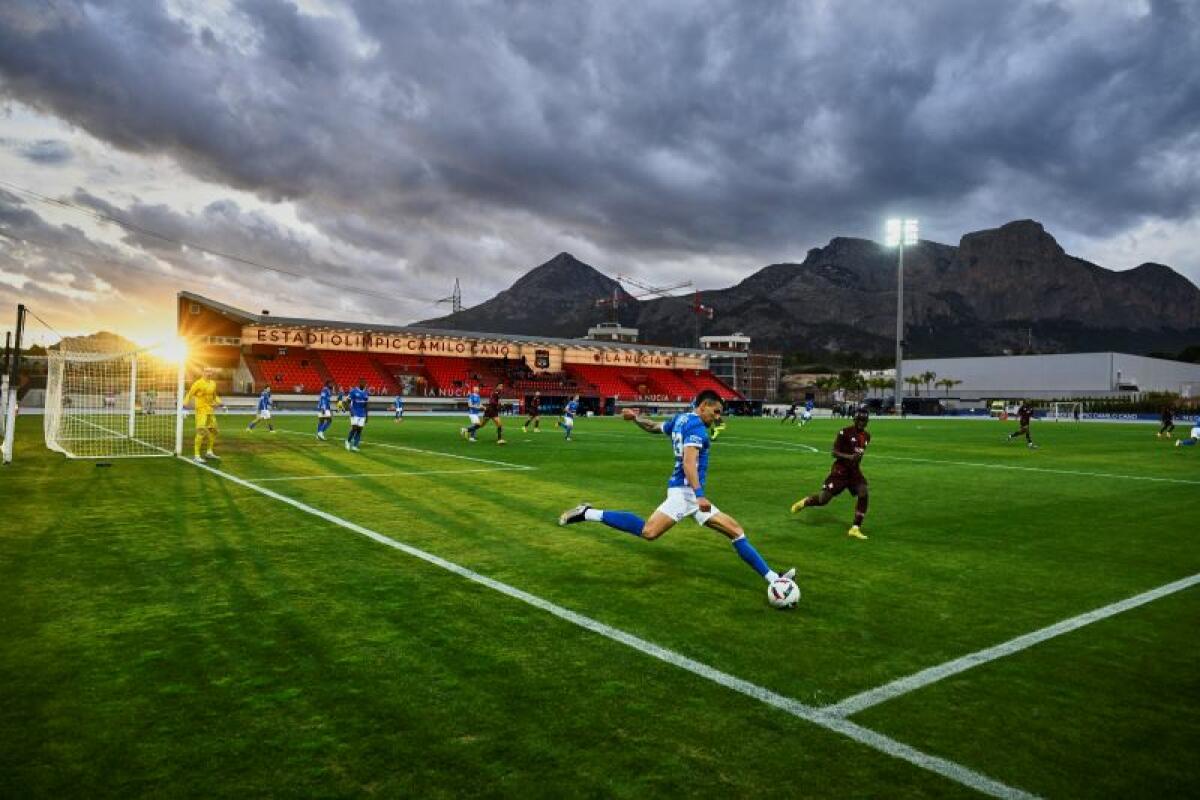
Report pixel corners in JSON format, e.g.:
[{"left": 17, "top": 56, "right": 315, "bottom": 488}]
[
  {"left": 44, "top": 342, "right": 184, "bottom": 459},
  {"left": 1051, "top": 401, "right": 1082, "bottom": 422}
]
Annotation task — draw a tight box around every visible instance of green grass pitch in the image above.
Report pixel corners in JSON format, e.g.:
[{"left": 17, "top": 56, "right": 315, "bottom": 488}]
[{"left": 2, "top": 412, "right": 1198, "bottom": 798}]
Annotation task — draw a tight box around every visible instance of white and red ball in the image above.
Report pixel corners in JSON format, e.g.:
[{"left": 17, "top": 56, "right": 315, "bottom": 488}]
[{"left": 767, "top": 578, "right": 801, "bottom": 609}]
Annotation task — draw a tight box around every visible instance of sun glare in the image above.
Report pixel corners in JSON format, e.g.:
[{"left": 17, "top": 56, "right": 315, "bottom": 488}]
[{"left": 153, "top": 337, "right": 189, "bottom": 364}]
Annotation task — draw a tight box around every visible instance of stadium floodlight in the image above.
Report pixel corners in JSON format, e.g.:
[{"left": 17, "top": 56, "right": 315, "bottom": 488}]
[{"left": 885, "top": 218, "right": 918, "bottom": 415}]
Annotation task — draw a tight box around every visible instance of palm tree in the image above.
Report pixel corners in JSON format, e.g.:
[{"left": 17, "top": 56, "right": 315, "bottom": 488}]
[
  {"left": 937, "top": 378, "right": 962, "bottom": 396},
  {"left": 905, "top": 375, "right": 923, "bottom": 396},
  {"left": 814, "top": 376, "right": 837, "bottom": 404},
  {"left": 921, "top": 370, "right": 937, "bottom": 396}
]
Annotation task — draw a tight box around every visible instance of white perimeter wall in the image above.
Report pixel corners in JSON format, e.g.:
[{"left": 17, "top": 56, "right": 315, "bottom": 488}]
[{"left": 902, "top": 353, "right": 1200, "bottom": 399}]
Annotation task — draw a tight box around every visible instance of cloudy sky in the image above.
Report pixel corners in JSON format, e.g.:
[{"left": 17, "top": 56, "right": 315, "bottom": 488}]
[{"left": 1, "top": 0, "right": 1198, "bottom": 345}]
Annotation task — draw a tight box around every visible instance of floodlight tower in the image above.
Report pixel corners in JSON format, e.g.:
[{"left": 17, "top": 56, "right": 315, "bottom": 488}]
[{"left": 885, "top": 218, "right": 918, "bottom": 415}]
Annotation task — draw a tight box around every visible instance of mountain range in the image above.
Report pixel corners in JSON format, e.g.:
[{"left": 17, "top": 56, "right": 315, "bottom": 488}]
[{"left": 417, "top": 220, "right": 1200, "bottom": 357}]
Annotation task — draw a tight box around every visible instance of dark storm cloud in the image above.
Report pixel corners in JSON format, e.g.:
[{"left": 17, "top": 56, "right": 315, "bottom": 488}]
[
  {"left": 15, "top": 138, "right": 73, "bottom": 164},
  {"left": 1, "top": 0, "right": 1198, "bottom": 300}
]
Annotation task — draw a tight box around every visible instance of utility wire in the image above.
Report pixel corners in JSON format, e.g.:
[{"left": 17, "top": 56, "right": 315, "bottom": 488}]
[
  {"left": 0, "top": 178, "right": 449, "bottom": 307},
  {"left": 0, "top": 227, "right": 435, "bottom": 330}
]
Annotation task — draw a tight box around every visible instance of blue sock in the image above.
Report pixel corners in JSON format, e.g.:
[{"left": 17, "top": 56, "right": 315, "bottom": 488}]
[
  {"left": 600, "top": 510, "right": 645, "bottom": 537},
  {"left": 247, "top": 421, "right": 256, "bottom": 429},
  {"left": 356, "top": 428, "right": 364, "bottom": 445},
  {"left": 1182, "top": 439, "right": 1197, "bottom": 446},
  {"left": 732, "top": 536, "right": 771, "bottom": 578}
]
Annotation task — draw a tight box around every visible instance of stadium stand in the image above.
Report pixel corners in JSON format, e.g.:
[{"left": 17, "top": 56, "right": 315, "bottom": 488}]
[
  {"left": 679, "top": 369, "right": 740, "bottom": 400},
  {"left": 252, "top": 348, "right": 328, "bottom": 393},
  {"left": 564, "top": 364, "right": 641, "bottom": 400},
  {"left": 319, "top": 350, "right": 399, "bottom": 395}
]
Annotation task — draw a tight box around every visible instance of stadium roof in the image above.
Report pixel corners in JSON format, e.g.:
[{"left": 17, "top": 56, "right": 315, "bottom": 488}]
[{"left": 180, "top": 291, "right": 714, "bottom": 356}]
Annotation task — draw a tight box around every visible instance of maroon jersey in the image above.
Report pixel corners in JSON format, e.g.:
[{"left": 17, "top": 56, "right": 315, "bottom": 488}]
[
  {"left": 831, "top": 425, "right": 871, "bottom": 476},
  {"left": 528, "top": 395, "right": 541, "bottom": 413},
  {"left": 484, "top": 389, "right": 502, "bottom": 416},
  {"left": 1018, "top": 404, "right": 1033, "bottom": 425}
]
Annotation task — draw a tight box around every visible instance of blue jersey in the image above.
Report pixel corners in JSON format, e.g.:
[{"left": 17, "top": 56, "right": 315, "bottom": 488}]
[
  {"left": 468, "top": 392, "right": 481, "bottom": 414},
  {"left": 565, "top": 400, "right": 578, "bottom": 418},
  {"left": 257, "top": 390, "right": 271, "bottom": 412},
  {"left": 661, "top": 412, "right": 711, "bottom": 496},
  {"left": 348, "top": 388, "right": 370, "bottom": 417},
  {"left": 317, "top": 388, "right": 332, "bottom": 412},
  {"left": 805, "top": 399, "right": 814, "bottom": 412},
  {"left": 394, "top": 396, "right": 404, "bottom": 410}
]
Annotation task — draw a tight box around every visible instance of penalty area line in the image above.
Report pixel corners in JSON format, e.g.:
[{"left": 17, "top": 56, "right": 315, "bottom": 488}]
[
  {"left": 869, "top": 454, "right": 1200, "bottom": 485},
  {"left": 823, "top": 572, "right": 1200, "bottom": 718},
  {"left": 243, "top": 466, "right": 530, "bottom": 483},
  {"left": 275, "top": 428, "right": 534, "bottom": 470},
  {"left": 179, "top": 455, "right": 1035, "bottom": 800}
]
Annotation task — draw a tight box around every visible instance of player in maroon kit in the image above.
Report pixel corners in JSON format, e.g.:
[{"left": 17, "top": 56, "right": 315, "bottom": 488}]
[
  {"left": 790, "top": 407, "right": 871, "bottom": 540},
  {"left": 522, "top": 391, "right": 542, "bottom": 433},
  {"left": 1006, "top": 401, "right": 1038, "bottom": 449},
  {"left": 476, "top": 383, "right": 507, "bottom": 445}
]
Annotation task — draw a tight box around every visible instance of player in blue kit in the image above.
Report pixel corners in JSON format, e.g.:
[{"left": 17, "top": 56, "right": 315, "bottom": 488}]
[
  {"left": 345, "top": 380, "right": 370, "bottom": 451},
  {"left": 393, "top": 393, "right": 404, "bottom": 424},
  {"left": 246, "top": 386, "right": 274, "bottom": 432},
  {"left": 316, "top": 381, "right": 334, "bottom": 440},
  {"left": 558, "top": 390, "right": 794, "bottom": 589},
  {"left": 460, "top": 385, "right": 483, "bottom": 442},
  {"left": 1175, "top": 423, "right": 1200, "bottom": 448},
  {"left": 558, "top": 394, "right": 579, "bottom": 441}
]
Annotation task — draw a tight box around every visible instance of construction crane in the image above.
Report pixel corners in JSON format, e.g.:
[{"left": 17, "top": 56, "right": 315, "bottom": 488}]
[
  {"left": 691, "top": 291, "right": 715, "bottom": 346},
  {"left": 595, "top": 275, "right": 692, "bottom": 323}
]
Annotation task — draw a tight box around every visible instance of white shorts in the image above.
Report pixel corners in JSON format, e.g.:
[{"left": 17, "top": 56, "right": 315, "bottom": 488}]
[
  {"left": 319, "top": 410, "right": 332, "bottom": 419},
  {"left": 351, "top": 416, "right": 367, "bottom": 426},
  {"left": 801, "top": 411, "right": 811, "bottom": 420},
  {"left": 561, "top": 416, "right": 574, "bottom": 428},
  {"left": 257, "top": 410, "right": 272, "bottom": 419},
  {"left": 1191, "top": 426, "right": 1200, "bottom": 439},
  {"left": 655, "top": 487, "right": 719, "bottom": 526},
  {"left": 469, "top": 413, "right": 481, "bottom": 425}
]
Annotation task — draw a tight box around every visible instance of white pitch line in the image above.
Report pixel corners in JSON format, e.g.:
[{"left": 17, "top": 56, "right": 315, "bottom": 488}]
[
  {"left": 276, "top": 428, "right": 534, "bottom": 470},
  {"left": 824, "top": 572, "right": 1200, "bottom": 719},
  {"left": 868, "top": 454, "right": 1200, "bottom": 485},
  {"left": 245, "top": 466, "right": 529, "bottom": 483},
  {"left": 179, "top": 455, "right": 1034, "bottom": 800},
  {"left": 560, "top": 428, "right": 824, "bottom": 454}
]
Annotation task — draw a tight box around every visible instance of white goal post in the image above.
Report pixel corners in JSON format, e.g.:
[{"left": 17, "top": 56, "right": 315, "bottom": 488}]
[
  {"left": 1, "top": 373, "right": 13, "bottom": 464},
  {"left": 1051, "top": 401, "right": 1082, "bottom": 421},
  {"left": 44, "top": 343, "right": 185, "bottom": 459}
]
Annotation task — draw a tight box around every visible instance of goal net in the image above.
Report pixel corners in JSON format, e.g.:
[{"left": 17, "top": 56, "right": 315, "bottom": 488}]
[
  {"left": 1051, "top": 401, "right": 1082, "bottom": 422},
  {"left": 44, "top": 342, "right": 183, "bottom": 458}
]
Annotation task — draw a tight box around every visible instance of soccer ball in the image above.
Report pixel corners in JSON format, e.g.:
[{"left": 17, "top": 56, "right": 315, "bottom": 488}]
[{"left": 767, "top": 578, "right": 800, "bottom": 610}]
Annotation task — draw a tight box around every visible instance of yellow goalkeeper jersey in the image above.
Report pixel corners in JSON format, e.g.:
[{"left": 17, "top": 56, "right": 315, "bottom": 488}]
[{"left": 184, "top": 377, "right": 221, "bottom": 415}]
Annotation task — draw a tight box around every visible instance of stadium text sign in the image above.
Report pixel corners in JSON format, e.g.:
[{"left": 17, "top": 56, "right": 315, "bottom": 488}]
[
  {"left": 241, "top": 326, "right": 706, "bottom": 370},
  {"left": 367, "top": 336, "right": 513, "bottom": 357},
  {"left": 243, "top": 326, "right": 365, "bottom": 350}
]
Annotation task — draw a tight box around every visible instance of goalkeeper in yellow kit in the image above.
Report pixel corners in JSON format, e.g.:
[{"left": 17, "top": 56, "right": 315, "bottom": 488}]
[{"left": 183, "top": 368, "right": 223, "bottom": 463}]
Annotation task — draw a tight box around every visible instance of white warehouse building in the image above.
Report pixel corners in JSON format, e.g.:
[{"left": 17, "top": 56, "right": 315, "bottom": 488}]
[{"left": 901, "top": 352, "right": 1200, "bottom": 400}]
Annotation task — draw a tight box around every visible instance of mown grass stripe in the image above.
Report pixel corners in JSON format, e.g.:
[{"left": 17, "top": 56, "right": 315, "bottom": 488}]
[{"left": 181, "top": 454, "right": 1036, "bottom": 800}]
